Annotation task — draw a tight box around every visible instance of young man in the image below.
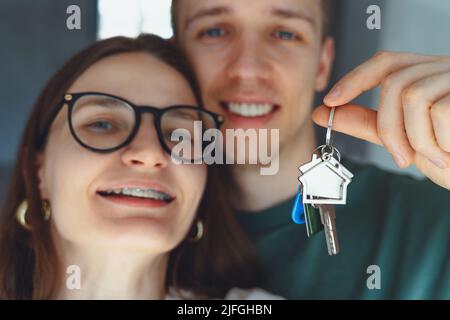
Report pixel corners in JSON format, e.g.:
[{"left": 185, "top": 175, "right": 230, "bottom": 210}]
[{"left": 171, "top": 0, "right": 450, "bottom": 299}]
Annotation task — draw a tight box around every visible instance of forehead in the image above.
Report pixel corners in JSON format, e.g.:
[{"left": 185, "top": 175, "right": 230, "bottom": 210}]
[
  {"left": 69, "top": 52, "right": 195, "bottom": 107},
  {"left": 178, "top": 0, "right": 322, "bottom": 24}
]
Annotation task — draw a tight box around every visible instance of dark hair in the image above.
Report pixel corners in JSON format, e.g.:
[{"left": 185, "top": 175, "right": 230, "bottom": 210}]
[
  {"left": 0, "top": 34, "right": 261, "bottom": 299},
  {"left": 171, "top": 0, "right": 333, "bottom": 39}
]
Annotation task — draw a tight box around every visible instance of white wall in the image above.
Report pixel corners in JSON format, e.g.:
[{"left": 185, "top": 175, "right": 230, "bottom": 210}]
[{"left": 98, "top": 0, "right": 173, "bottom": 39}]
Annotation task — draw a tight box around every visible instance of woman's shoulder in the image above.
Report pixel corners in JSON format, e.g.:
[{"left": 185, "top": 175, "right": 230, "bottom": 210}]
[
  {"left": 166, "top": 287, "right": 284, "bottom": 300},
  {"left": 223, "top": 287, "right": 284, "bottom": 300}
]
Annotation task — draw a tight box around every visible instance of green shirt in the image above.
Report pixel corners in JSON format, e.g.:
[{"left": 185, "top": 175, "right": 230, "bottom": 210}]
[{"left": 237, "top": 159, "right": 450, "bottom": 299}]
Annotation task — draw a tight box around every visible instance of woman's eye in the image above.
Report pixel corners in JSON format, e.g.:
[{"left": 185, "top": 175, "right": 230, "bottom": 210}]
[
  {"left": 273, "top": 30, "right": 299, "bottom": 41},
  {"left": 200, "top": 27, "right": 227, "bottom": 38},
  {"left": 87, "top": 120, "right": 115, "bottom": 132}
]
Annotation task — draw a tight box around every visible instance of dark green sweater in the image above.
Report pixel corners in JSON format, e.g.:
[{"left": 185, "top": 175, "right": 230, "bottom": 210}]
[{"left": 237, "top": 160, "right": 450, "bottom": 299}]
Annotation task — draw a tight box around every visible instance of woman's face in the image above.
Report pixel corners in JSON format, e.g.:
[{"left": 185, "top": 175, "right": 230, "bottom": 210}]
[{"left": 37, "top": 52, "right": 207, "bottom": 253}]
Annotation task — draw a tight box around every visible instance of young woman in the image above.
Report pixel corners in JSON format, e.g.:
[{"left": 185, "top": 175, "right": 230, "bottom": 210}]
[{"left": 0, "top": 34, "right": 281, "bottom": 300}]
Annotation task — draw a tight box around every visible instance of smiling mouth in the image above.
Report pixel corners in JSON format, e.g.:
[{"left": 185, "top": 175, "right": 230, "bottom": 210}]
[
  {"left": 221, "top": 102, "right": 280, "bottom": 118},
  {"left": 97, "top": 187, "right": 174, "bottom": 209}
]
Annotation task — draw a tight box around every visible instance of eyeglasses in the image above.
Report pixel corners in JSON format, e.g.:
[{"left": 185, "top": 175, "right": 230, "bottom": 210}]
[{"left": 60, "top": 92, "right": 223, "bottom": 162}]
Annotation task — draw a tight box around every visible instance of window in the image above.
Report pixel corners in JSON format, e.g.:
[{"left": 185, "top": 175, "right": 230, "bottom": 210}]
[{"left": 97, "top": 0, "right": 173, "bottom": 39}]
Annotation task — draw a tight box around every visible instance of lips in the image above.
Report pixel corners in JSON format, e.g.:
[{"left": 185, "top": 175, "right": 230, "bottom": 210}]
[
  {"left": 96, "top": 193, "right": 173, "bottom": 209},
  {"left": 96, "top": 181, "right": 175, "bottom": 209}
]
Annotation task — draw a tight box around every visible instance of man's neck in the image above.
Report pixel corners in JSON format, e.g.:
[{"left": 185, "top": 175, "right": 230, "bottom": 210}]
[{"left": 230, "top": 120, "right": 316, "bottom": 212}]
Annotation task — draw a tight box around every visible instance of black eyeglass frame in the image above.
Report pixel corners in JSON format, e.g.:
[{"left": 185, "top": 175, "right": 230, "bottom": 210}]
[{"left": 61, "top": 92, "right": 224, "bottom": 157}]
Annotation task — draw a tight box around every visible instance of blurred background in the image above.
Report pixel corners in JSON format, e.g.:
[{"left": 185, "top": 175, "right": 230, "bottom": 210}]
[{"left": 1, "top": 0, "right": 450, "bottom": 200}]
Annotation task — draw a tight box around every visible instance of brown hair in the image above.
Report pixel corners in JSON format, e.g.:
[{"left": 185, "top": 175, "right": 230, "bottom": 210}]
[
  {"left": 171, "top": 0, "right": 333, "bottom": 39},
  {"left": 0, "top": 34, "right": 261, "bottom": 299}
]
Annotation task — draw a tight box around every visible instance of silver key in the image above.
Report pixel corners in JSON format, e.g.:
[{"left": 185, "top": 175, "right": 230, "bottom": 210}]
[
  {"left": 295, "top": 107, "right": 351, "bottom": 256},
  {"left": 299, "top": 152, "right": 353, "bottom": 205},
  {"left": 319, "top": 204, "right": 339, "bottom": 255}
]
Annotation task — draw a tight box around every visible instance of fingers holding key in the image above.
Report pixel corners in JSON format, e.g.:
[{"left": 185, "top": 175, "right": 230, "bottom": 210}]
[
  {"left": 322, "top": 52, "right": 450, "bottom": 169},
  {"left": 402, "top": 70, "right": 450, "bottom": 169},
  {"left": 312, "top": 104, "right": 382, "bottom": 146},
  {"left": 323, "top": 51, "right": 437, "bottom": 107},
  {"left": 431, "top": 94, "right": 450, "bottom": 153},
  {"left": 377, "top": 61, "right": 450, "bottom": 168}
]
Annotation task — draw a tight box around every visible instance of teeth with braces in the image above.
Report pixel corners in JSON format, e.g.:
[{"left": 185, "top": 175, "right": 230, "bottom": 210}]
[
  {"left": 101, "top": 187, "right": 172, "bottom": 201},
  {"left": 227, "top": 102, "right": 274, "bottom": 117}
]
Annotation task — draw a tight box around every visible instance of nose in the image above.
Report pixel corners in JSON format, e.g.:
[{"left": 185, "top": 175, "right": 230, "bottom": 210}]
[
  {"left": 121, "top": 114, "right": 168, "bottom": 169},
  {"left": 226, "top": 34, "right": 271, "bottom": 84}
]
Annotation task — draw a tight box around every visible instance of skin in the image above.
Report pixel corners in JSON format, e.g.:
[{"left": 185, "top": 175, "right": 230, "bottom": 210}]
[
  {"left": 314, "top": 52, "right": 450, "bottom": 190},
  {"left": 37, "top": 52, "right": 207, "bottom": 299},
  {"left": 175, "top": 0, "right": 450, "bottom": 214}
]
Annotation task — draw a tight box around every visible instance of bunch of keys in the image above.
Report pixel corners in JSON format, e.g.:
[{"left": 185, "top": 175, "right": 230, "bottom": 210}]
[{"left": 291, "top": 108, "right": 353, "bottom": 255}]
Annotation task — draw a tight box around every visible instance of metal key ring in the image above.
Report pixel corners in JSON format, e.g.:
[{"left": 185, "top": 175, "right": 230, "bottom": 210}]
[
  {"left": 315, "top": 144, "right": 342, "bottom": 163},
  {"left": 326, "top": 107, "right": 336, "bottom": 147}
]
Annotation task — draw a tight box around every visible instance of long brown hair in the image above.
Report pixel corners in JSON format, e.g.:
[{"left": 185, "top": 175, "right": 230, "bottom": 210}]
[{"left": 0, "top": 34, "right": 261, "bottom": 299}]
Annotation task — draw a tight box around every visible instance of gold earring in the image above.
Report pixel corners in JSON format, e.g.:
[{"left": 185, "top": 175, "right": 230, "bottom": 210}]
[
  {"left": 16, "top": 200, "right": 31, "bottom": 230},
  {"left": 190, "top": 220, "right": 204, "bottom": 242},
  {"left": 42, "top": 200, "right": 51, "bottom": 221},
  {"left": 16, "top": 199, "right": 51, "bottom": 230}
]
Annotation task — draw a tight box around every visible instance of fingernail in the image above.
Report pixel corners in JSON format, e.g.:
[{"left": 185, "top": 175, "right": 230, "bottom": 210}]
[
  {"left": 392, "top": 152, "right": 406, "bottom": 168},
  {"left": 325, "top": 86, "right": 341, "bottom": 102},
  {"left": 428, "top": 157, "right": 448, "bottom": 169}
]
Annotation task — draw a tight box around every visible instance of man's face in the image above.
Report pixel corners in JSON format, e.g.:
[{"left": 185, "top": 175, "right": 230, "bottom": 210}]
[{"left": 176, "top": 0, "right": 334, "bottom": 152}]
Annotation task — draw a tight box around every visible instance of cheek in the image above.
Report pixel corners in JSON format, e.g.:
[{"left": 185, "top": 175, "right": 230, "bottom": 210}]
[
  {"left": 191, "top": 54, "right": 221, "bottom": 93},
  {"left": 177, "top": 164, "right": 208, "bottom": 215},
  {"left": 184, "top": 45, "right": 227, "bottom": 93},
  {"left": 276, "top": 54, "right": 319, "bottom": 105},
  {"left": 42, "top": 135, "right": 105, "bottom": 238},
  {"left": 280, "top": 50, "right": 319, "bottom": 84},
  {"left": 44, "top": 131, "right": 96, "bottom": 194}
]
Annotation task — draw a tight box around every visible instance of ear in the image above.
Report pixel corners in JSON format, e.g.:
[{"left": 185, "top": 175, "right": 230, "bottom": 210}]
[
  {"left": 36, "top": 152, "right": 49, "bottom": 199},
  {"left": 315, "top": 37, "right": 335, "bottom": 92}
]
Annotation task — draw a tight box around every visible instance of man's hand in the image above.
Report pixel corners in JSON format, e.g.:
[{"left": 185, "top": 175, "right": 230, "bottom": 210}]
[{"left": 312, "top": 51, "right": 450, "bottom": 190}]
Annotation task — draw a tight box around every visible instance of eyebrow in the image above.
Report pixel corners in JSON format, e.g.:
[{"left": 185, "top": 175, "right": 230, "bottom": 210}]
[
  {"left": 271, "top": 7, "right": 316, "bottom": 28},
  {"left": 80, "top": 97, "right": 124, "bottom": 108},
  {"left": 185, "top": 5, "right": 316, "bottom": 29},
  {"left": 185, "top": 6, "right": 231, "bottom": 29}
]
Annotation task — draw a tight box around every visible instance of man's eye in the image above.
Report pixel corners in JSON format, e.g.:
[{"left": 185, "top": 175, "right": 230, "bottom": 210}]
[
  {"left": 201, "top": 27, "right": 227, "bottom": 38},
  {"left": 273, "top": 30, "right": 299, "bottom": 41}
]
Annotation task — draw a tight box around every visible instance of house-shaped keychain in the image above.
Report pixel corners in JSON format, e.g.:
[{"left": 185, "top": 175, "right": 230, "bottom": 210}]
[{"left": 298, "top": 154, "right": 353, "bottom": 205}]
